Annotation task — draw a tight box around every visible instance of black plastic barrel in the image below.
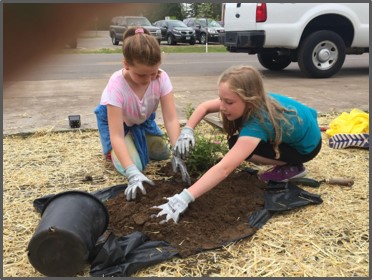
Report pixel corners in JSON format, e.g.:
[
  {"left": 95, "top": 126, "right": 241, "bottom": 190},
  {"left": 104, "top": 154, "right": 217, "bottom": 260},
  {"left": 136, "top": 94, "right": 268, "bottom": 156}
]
[{"left": 27, "top": 190, "right": 109, "bottom": 277}]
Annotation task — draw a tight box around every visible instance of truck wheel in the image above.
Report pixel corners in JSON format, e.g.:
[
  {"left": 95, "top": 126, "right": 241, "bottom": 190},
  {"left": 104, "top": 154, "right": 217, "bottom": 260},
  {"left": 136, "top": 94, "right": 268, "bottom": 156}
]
[
  {"left": 111, "top": 36, "right": 119, "bottom": 46},
  {"left": 257, "top": 51, "right": 291, "bottom": 70},
  {"left": 200, "top": 33, "right": 207, "bottom": 44},
  {"left": 298, "top": 30, "right": 346, "bottom": 78}
]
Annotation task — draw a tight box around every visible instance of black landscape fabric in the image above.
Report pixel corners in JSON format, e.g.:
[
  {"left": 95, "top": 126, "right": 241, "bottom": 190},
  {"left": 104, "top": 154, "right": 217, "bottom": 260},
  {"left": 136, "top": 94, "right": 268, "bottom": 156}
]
[{"left": 32, "top": 181, "right": 322, "bottom": 277}]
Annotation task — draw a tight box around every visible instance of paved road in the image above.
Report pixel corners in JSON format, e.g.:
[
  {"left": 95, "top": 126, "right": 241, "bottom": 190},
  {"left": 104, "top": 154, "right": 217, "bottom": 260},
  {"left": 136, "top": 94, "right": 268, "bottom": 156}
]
[
  {"left": 7, "top": 53, "right": 265, "bottom": 81},
  {"left": 9, "top": 50, "right": 369, "bottom": 82},
  {"left": 3, "top": 31, "right": 369, "bottom": 135}
]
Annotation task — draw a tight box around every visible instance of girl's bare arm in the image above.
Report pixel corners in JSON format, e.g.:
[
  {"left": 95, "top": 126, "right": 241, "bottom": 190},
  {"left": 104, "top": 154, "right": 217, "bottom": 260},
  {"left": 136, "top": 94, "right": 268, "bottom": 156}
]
[
  {"left": 186, "top": 99, "right": 221, "bottom": 129},
  {"left": 160, "top": 92, "right": 180, "bottom": 147},
  {"left": 107, "top": 104, "right": 133, "bottom": 169}
]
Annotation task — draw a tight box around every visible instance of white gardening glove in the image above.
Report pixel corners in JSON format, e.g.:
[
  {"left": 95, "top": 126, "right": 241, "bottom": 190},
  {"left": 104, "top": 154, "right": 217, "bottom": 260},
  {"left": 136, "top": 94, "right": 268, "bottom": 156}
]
[
  {"left": 124, "top": 164, "right": 155, "bottom": 201},
  {"left": 171, "top": 155, "right": 191, "bottom": 186},
  {"left": 174, "top": 126, "right": 195, "bottom": 160},
  {"left": 153, "top": 189, "right": 195, "bottom": 224}
]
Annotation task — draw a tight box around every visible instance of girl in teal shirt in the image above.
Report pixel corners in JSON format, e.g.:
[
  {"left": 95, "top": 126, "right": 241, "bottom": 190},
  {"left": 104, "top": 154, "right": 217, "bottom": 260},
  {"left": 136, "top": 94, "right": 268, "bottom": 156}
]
[{"left": 153, "top": 65, "right": 322, "bottom": 224}]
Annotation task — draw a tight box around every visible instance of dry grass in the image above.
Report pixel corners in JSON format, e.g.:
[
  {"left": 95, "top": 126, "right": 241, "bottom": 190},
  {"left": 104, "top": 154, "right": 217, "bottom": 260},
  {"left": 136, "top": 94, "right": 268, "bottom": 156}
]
[{"left": 3, "top": 114, "right": 369, "bottom": 277}]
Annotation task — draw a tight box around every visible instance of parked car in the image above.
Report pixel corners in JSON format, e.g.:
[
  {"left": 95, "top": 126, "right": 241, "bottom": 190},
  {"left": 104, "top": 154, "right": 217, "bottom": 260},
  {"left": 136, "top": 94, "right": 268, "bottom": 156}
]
[
  {"left": 109, "top": 16, "right": 162, "bottom": 45},
  {"left": 183, "top": 18, "right": 225, "bottom": 44},
  {"left": 153, "top": 19, "right": 195, "bottom": 45}
]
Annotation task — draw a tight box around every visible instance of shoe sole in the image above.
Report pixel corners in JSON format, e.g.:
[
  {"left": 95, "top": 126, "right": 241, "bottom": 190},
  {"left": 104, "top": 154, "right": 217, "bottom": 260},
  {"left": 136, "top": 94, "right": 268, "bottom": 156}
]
[
  {"left": 329, "top": 133, "right": 369, "bottom": 149},
  {"left": 260, "top": 168, "right": 308, "bottom": 182},
  {"left": 280, "top": 169, "right": 308, "bottom": 182}
]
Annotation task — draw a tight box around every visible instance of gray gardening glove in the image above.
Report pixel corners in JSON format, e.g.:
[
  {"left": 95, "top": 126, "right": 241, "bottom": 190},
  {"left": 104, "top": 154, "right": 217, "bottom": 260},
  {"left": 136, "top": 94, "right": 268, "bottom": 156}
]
[
  {"left": 153, "top": 189, "right": 195, "bottom": 224},
  {"left": 171, "top": 155, "right": 191, "bottom": 186},
  {"left": 124, "top": 164, "right": 155, "bottom": 201},
  {"left": 174, "top": 126, "right": 195, "bottom": 159}
]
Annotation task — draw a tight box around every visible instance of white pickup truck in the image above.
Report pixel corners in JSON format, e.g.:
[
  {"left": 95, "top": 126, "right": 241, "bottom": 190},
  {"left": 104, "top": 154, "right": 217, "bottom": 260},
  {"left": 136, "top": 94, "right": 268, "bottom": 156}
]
[{"left": 221, "top": 3, "right": 369, "bottom": 78}]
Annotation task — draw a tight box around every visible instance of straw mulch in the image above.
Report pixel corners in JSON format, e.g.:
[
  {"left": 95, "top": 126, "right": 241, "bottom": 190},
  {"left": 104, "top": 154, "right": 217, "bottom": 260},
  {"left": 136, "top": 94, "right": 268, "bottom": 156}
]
[{"left": 3, "top": 114, "right": 369, "bottom": 277}]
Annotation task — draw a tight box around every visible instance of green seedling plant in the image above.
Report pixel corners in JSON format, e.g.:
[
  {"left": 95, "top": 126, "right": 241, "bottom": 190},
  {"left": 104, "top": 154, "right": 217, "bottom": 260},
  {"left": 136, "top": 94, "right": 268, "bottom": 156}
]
[
  {"left": 183, "top": 104, "right": 229, "bottom": 177},
  {"left": 186, "top": 132, "right": 228, "bottom": 177}
]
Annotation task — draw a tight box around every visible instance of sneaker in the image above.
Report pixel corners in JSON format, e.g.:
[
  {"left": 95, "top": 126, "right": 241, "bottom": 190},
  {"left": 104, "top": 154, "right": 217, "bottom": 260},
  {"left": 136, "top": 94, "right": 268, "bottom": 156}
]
[
  {"left": 259, "top": 164, "right": 308, "bottom": 182},
  {"left": 329, "top": 133, "right": 369, "bottom": 149}
]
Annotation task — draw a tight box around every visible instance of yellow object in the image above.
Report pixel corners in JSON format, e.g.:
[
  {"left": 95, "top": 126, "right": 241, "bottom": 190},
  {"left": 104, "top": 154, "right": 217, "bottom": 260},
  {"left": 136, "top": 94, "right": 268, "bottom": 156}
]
[{"left": 325, "top": 109, "right": 369, "bottom": 137}]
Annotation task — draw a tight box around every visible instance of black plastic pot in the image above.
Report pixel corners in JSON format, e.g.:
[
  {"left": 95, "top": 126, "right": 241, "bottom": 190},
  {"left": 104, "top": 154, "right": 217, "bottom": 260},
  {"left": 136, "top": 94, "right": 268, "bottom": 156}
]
[{"left": 27, "top": 190, "right": 109, "bottom": 277}]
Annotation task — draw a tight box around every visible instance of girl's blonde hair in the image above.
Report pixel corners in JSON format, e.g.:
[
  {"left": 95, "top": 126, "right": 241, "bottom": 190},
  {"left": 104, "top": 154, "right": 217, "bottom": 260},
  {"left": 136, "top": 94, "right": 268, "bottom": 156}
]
[
  {"left": 122, "top": 27, "right": 161, "bottom": 66},
  {"left": 218, "top": 65, "right": 299, "bottom": 159}
]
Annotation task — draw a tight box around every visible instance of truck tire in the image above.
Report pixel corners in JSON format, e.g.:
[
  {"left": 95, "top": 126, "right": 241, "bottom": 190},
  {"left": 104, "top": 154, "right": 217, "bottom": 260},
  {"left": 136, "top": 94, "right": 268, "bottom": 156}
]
[
  {"left": 257, "top": 51, "right": 291, "bottom": 71},
  {"left": 298, "top": 30, "right": 346, "bottom": 78},
  {"left": 111, "top": 36, "right": 119, "bottom": 46}
]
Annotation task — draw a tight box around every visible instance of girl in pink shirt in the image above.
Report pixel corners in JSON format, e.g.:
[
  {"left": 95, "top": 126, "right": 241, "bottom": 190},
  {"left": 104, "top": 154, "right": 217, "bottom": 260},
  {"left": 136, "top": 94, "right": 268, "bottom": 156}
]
[{"left": 94, "top": 27, "right": 190, "bottom": 201}]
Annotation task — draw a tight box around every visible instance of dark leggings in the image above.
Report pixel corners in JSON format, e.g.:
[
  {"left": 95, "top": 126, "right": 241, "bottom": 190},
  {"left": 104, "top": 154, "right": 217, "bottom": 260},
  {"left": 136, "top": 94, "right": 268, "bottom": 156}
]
[{"left": 228, "top": 135, "right": 322, "bottom": 164}]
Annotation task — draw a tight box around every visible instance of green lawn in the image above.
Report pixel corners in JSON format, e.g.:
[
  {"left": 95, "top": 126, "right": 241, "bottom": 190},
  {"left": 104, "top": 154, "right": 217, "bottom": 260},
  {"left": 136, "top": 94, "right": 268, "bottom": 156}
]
[
  {"left": 64, "top": 44, "right": 227, "bottom": 54},
  {"left": 161, "top": 44, "right": 227, "bottom": 53}
]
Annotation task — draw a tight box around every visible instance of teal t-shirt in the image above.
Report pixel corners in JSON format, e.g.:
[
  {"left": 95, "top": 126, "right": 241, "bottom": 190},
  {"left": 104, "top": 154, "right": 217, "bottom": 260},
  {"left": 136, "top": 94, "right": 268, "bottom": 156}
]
[{"left": 239, "top": 93, "right": 321, "bottom": 154}]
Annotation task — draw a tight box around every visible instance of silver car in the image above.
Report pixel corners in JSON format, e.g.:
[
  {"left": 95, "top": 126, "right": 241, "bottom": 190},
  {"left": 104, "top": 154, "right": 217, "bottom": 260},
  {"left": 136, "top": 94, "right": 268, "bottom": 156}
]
[{"left": 109, "top": 16, "right": 162, "bottom": 45}]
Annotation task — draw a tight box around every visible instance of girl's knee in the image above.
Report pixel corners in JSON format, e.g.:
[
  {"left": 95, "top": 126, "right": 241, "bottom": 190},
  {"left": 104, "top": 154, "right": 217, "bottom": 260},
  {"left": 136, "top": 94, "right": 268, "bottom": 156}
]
[{"left": 147, "top": 135, "right": 170, "bottom": 161}]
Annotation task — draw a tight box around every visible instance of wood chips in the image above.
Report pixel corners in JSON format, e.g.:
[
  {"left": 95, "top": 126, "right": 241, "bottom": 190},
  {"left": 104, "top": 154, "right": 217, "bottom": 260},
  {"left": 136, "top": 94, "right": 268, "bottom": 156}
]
[{"left": 3, "top": 114, "right": 369, "bottom": 277}]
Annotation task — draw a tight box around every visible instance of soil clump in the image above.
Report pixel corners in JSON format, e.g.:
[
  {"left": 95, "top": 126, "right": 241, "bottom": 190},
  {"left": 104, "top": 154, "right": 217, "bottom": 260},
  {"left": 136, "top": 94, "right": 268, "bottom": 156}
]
[{"left": 105, "top": 163, "right": 266, "bottom": 258}]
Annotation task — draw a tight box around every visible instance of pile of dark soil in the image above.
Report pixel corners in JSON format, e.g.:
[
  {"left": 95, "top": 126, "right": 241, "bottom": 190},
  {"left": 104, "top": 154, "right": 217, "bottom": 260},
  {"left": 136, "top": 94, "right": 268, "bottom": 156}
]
[{"left": 105, "top": 164, "right": 266, "bottom": 258}]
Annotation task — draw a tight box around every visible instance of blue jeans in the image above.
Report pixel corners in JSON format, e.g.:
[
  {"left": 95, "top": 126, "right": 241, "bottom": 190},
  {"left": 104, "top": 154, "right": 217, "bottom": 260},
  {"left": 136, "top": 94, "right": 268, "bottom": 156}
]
[{"left": 94, "top": 104, "right": 170, "bottom": 174}]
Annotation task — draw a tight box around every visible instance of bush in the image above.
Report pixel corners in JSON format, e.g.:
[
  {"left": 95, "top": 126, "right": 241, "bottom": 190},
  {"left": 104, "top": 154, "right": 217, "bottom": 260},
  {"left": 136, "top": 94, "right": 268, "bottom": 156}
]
[
  {"left": 186, "top": 131, "right": 228, "bottom": 177},
  {"left": 183, "top": 103, "right": 228, "bottom": 177}
]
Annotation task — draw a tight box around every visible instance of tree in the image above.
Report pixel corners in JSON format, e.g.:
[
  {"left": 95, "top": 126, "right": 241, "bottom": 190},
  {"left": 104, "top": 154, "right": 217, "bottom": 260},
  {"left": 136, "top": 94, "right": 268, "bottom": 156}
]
[
  {"left": 186, "top": 3, "right": 199, "bottom": 18},
  {"left": 187, "top": 3, "right": 222, "bottom": 20},
  {"left": 181, "top": 3, "right": 193, "bottom": 19},
  {"left": 196, "top": 3, "right": 214, "bottom": 19},
  {"left": 143, "top": 3, "right": 184, "bottom": 22}
]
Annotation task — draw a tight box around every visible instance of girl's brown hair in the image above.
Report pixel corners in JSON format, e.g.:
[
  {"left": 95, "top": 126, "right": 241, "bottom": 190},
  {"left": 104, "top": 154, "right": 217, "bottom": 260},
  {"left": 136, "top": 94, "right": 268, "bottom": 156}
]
[
  {"left": 122, "top": 27, "right": 161, "bottom": 66},
  {"left": 218, "top": 65, "right": 299, "bottom": 159}
]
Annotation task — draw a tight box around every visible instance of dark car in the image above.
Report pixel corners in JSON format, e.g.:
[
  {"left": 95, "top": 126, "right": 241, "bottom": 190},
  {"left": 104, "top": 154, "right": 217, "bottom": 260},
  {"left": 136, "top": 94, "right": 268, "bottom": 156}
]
[
  {"left": 109, "top": 16, "right": 162, "bottom": 45},
  {"left": 153, "top": 19, "right": 195, "bottom": 45},
  {"left": 183, "top": 18, "right": 225, "bottom": 44}
]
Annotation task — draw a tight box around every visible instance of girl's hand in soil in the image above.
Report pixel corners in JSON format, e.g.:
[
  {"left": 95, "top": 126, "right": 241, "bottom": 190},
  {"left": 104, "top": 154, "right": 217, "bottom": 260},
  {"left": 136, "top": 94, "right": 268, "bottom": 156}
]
[
  {"left": 171, "top": 156, "right": 191, "bottom": 186},
  {"left": 153, "top": 189, "right": 195, "bottom": 223},
  {"left": 124, "top": 164, "right": 155, "bottom": 200},
  {"left": 174, "top": 126, "right": 195, "bottom": 159}
]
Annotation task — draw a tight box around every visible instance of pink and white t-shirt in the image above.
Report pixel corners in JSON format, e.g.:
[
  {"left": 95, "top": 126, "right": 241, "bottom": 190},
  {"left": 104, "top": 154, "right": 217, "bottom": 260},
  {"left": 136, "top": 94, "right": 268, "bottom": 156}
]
[{"left": 100, "top": 69, "right": 173, "bottom": 126}]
